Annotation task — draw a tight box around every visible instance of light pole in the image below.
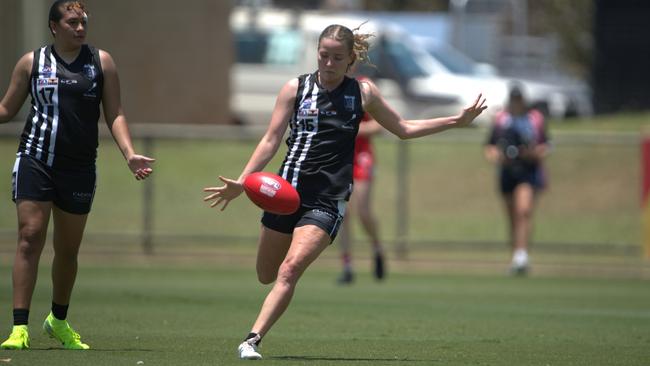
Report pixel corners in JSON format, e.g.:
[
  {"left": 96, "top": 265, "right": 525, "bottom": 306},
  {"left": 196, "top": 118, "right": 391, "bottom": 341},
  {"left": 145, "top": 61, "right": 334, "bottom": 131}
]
[{"left": 450, "top": 0, "right": 469, "bottom": 53}]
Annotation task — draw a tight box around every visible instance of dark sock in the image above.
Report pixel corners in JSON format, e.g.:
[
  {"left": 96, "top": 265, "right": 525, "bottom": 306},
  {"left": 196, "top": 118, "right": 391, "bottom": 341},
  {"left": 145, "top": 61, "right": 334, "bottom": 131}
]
[
  {"left": 342, "top": 253, "right": 352, "bottom": 272},
  {"left": 13, "top": 309, "right": 29, "bottom": 326},
  {"left": 51, "top": 302, "right": 69, "bottom": 321},
  {"left": 244, "top": 332, "right": 261, "bottom": 346}
]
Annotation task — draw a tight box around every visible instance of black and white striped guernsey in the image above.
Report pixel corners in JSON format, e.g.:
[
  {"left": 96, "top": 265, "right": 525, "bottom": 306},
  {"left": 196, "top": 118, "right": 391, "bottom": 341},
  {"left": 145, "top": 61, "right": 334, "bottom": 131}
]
[
  {"left": 18, "top": 44, "right": 103, "bottom": 170},
  {"left": 278, "top": 72, "right": 363, "bottom": 202}
]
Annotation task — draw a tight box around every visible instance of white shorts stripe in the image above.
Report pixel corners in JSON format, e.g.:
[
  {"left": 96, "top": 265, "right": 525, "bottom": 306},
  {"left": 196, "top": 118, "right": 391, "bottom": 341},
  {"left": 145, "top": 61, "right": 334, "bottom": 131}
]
[{"left": 12, "top": 156, "right": 21, "bottom": 200}]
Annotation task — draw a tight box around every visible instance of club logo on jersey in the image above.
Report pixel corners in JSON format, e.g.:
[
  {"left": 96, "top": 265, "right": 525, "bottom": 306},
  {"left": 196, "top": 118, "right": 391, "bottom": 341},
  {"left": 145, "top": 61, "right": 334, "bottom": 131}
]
[
  {"left": 344, "top": 95, "right": 355, "bottom": 111},
  {"left": 299, "top": 99, "right": 312, "bottom": 110},
  {"left": 83, "top": 64, "right": 97, "bottom": 80},
  {"left": 42, "top": 66, "right": 53, "bottom": 74}
]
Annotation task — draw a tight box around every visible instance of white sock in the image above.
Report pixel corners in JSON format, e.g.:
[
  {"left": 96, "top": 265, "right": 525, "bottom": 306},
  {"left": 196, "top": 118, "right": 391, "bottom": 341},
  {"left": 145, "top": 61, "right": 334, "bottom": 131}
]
[{"left": 512, "top": 249, "right": 529, "bottom": 267}]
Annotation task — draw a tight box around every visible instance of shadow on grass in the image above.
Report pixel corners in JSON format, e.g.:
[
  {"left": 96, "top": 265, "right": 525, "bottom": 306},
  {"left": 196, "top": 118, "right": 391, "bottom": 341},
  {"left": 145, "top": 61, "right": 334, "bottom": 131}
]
[{"left": 272, "top": 355, "right": 435, "bottom": 363}]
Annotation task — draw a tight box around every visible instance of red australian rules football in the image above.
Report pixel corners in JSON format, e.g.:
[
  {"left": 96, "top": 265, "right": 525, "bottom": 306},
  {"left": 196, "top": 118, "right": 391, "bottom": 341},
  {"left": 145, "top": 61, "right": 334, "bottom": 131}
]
[{"left": 243, "top": 172, "right": 300, "bottom": 215}]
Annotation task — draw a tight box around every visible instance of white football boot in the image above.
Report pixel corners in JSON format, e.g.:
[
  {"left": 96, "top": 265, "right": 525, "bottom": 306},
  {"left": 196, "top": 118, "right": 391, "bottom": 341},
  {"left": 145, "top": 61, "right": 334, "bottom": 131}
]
[
  {"left": 238, "top": 337, "right": 262, "bottom": 360},
  {"left": 510, "top": 249, "right": 529, "bottom": 275}
]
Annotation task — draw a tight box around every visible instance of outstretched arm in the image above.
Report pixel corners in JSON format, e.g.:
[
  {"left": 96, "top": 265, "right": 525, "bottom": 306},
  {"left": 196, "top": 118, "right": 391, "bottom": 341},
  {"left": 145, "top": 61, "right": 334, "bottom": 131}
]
[
  {"left": 0, "top": 53, "right": 31, "bottom": 123},
  {"left": 203, "top": 78, "right": 298, "bottom": 211},
  {"left": 100, "top": 50, "right": 155, "bottom": 180},
  {"left": 360, "top": 79, "right": 487, "bottom": 139}
]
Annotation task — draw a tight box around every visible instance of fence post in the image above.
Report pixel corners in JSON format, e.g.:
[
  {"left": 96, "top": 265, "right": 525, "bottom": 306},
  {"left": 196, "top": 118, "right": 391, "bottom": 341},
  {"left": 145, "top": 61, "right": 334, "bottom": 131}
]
[
  {"left": 642, "top": 135, "right": 650, "bottom": 259},
  {"left": 395, "top": 139, "right": 409, "bottom": 259},
  {"left": 142, "top": 137, "right": 155, "bottom": 254}
]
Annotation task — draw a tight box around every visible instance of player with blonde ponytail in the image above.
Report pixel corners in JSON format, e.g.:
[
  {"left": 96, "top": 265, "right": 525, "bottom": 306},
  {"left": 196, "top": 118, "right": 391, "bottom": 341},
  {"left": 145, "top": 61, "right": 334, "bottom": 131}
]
[{"left": 204, "top": 23, "right": 487, "bottom": 360}]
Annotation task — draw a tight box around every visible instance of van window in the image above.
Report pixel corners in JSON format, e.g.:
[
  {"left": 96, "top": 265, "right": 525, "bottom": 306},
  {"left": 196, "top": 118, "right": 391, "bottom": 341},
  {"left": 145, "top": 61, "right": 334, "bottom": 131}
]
[
  {"left": 383, "top": 38, "right": 428, "bottom": 79},
  {"left": 235, "top": 29, "right": 302, "bottom": 65},
  {"left": 428, "top": 45, "right": 476, "bottom": 75}
]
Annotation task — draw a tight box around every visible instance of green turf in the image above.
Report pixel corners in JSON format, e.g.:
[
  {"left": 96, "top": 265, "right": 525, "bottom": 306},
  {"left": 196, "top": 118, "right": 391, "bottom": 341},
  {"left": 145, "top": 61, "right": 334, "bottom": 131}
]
[
  {"left": 550, "top": 112, "right": 650, "bottom": 132},
  {"left": 0, "top": 263, "right": 648, "bottom": 365}
]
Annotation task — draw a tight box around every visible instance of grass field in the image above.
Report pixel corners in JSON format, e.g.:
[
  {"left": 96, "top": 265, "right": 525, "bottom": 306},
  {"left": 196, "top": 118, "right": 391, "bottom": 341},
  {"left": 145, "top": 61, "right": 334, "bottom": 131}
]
[
  {"left": 0, "top": 114, "right": 648, "bottom": 365},
  {"left": 0, "top": 261, "right": 648, "bottom": 366}
]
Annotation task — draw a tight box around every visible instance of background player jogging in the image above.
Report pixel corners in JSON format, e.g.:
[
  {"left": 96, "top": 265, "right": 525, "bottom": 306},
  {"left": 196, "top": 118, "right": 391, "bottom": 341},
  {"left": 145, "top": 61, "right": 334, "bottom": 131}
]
[
  {"left": 203, "top": 23, "right": 487, "bottom": 360},
  {"left": 484, "top": 85, "right": 550, "bottom": 275},
  {"left": 0, "top": 0, "right": 154, "bottom": 350}
]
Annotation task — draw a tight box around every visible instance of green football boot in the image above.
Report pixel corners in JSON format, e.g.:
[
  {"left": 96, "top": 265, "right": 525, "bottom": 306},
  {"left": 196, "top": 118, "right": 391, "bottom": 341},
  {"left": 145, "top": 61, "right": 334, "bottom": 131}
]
[
  {"left": 43, "top": 312, "right": 89, "bottom": 350},
  {"left": 1, "top": 325, "right": 30, "bottom": 349}
]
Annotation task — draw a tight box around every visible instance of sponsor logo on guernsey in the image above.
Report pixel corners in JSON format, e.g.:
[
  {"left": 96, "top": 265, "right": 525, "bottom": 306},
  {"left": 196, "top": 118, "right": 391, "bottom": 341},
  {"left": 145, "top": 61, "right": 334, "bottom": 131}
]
[
  {"left": 340, "top": 114, "right": 357, "bottom": 130},
  {"left": 37, "top": 78, "right": 58, "bottom": 86},
  {"left": 42, "top": 66, "right": 52, "bottom": 74},
  {"left": 298, "top": 108, "right": 319, "bottom": 118},
  {"left": 72, "top": 192, "right": 93, "bottom": 203},
  {"left": 344, "top": 95, "right": 355, "bottom": 111},
  {"left": 84, "top": 82, "right": 98, "bottom": 98}
]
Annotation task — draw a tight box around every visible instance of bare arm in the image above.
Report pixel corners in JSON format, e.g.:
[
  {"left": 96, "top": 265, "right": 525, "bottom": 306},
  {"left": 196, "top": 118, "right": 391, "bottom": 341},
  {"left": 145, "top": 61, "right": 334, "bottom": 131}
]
[
  {"left": 484, "top": 144, "right": 502, "bottom": 164},
  {"left": 360, "top": 80, "right": 487, "bottom": 139},
  {"left": 357, "top": 117, "right": 383, "bottom": 138},
  {"left": 100, "top": 50, "right": 154, "bottom": 180},
  {"left": 203, "top": 78, "right": 298, "bottom": 211},
  {"left": 0, "top": 53, "right": 32, "bottom": 123}
]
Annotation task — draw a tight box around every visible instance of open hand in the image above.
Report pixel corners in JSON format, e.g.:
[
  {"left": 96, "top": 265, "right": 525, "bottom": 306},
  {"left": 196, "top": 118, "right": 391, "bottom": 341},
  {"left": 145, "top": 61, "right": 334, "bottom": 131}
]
[
  {"left": 456, "top": 94, "right": 488, "bottom": 127},
  {"left": 127, "top": 154, "right": 155, "bottom": 180},
  {"left": 203, "top": 176, "right": 244, "bottom": 211}
]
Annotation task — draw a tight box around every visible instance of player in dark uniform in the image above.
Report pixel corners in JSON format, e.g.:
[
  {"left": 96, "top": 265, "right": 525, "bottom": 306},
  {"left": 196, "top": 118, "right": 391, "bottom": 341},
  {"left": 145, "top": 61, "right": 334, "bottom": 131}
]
[
  {"left": 203, "top": 24, "right": 487, "bottom": 360},
  {"left": 484, "top": 85, "right": 550, "bottom": 275},
  {"left": 0, "top": 1, "right": 154, "bottom": 350}
]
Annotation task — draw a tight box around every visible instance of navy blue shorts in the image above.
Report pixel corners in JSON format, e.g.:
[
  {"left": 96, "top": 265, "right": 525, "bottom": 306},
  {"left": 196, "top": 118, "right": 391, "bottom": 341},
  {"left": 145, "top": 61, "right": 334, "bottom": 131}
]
[
  {"left": 11, "top": 155, "right": 96, "bottom": 214},
  {"left": 499, "top": 165, "right": 545, "bottom": 194},
  {"left": 261, "top": 196, "right": 347, "bottom": 242}
]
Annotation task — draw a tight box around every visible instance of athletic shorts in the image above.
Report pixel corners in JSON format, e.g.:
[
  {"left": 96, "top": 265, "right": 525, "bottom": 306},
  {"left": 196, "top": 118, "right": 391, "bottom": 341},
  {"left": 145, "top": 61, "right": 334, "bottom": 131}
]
[
  {"left": 261, "top": 196, "right": 347, "bottom": 242},
  {"left": 11, "top": 155, "right": 96, "bottom": 214},
  {"left": 352, "top": 150, "right": 374, "bottom": 182},
  {"left": 499, "top": 165, "right": 545, "bottom": 194}
]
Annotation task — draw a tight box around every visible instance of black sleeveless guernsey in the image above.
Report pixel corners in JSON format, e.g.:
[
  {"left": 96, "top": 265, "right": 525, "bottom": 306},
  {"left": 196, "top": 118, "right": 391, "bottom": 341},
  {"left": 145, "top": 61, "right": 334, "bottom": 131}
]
[
  {"left": 279, "top": 72, "right": 363, "bottom": 202},
  {"left": 18, "top": 44, "right": 104, "bottom": 170}
]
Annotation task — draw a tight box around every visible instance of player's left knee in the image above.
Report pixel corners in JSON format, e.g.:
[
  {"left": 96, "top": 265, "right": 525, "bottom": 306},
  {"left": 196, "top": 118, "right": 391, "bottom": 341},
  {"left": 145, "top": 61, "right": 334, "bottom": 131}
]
[{"left": 276, "top": 260, "right": 302, "bottom": 285}]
